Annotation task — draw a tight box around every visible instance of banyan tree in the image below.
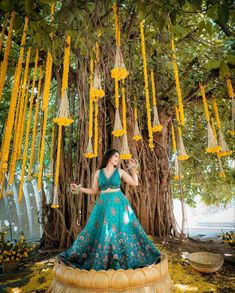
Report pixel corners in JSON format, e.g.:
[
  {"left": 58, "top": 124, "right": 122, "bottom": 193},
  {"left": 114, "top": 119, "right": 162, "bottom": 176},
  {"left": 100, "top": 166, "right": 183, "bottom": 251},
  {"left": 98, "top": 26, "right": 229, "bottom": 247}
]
[{"left": 0, "top": 0, "right": 234, "bottom": 252}]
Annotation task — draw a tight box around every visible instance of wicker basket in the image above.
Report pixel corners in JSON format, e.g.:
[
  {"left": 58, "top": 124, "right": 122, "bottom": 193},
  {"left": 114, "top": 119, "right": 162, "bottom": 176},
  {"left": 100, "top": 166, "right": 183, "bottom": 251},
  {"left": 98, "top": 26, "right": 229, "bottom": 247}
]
[
  {"left": 48, "top": 253, "right": 173, "bottom": 292},
  {"left": 187, "top": 252, "right": 224, "bottom": 273}
]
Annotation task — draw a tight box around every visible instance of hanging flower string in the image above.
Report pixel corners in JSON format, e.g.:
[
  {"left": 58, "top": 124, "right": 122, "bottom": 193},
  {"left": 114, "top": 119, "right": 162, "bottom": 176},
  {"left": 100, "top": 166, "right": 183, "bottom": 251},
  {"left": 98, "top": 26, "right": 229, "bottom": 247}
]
[
  {"left": 8, "top": 48, "right": 31, "bottom": 187},
  {"left": 18, "top": 74, "right": 31, "bottom": 158},
  {"left": 212, "top": 97, "right": 232, "bottom": 157},
  {"left": 225, "top": 77, "right": 235, "bottom": 136},
  {"left": 120, "top": 80, "right": 132, "bottom": 160},
  {"left": 46, "top": 125, "right": 55, "bottom": 178},
  {"left": 18, "top": 50, "right": 39, "bottom": 201},
  {"left": 52, "top": 34, "right": 73, "bottom": 208},
  {"left": 199, "top": 83, "right": 221, "bottom": 153},
  {"left": 38, "top": 50, "right": 53, "bottom": 190},
  {"left": 211, "top": 118, "right": 226, "bottom": 178},
  {"left": 84, "top": 58, "right": 95, "bottom": 158},
  {"left": 175, "top": 107, "right": 189, "bottom": 161},
  {"left": 0, "top": 17, "right": 28, "bottom": 177},
  {"left": 90, "top": 43, "right": 104, "bottom": 100},
  {"left": 0, "top": 11, "right": 15, "bottom": 102},
  {"left": 170, "top": 29, "right": 185, "bottom": 126},
  {"left": 150, "top": 69, "right": 162, "bottom": 132},
  {"left": 28, "top": 67, "right": 43, "bottom": 181},
  {"left": 111, "top": 4, "right": 127, "bottom": 137},
  {"left": 132, "top": 95, "right": 142, "bottom": 141},
  {"left": 140, "top": 21, "right": 154, "bottom": 150},
  {"left": 93, "top": 101, "right": 99, "bottom": 157},
  {"left": 171, "top": 123, "right": 177, "bottom": 154}
]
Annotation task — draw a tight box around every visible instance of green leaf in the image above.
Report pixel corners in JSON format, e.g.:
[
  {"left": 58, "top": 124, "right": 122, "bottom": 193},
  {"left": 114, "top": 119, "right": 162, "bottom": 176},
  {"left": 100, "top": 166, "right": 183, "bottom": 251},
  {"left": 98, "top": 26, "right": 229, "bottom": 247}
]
[
  {"left": 226, "top": 55, "right": 235, "bottom": 65},
  {"left": 205, "top": 60, "right": 221, "bottom": 71},
  {"left": 177, "top": 0, "right": 186, "bottom": 5},
  {"left": 218, "top": 3, "right": 229, "bottom": 25},
  {"left": 169, "top": 10, "right": 177, "bottom": 26},
  {"left": 205, "top": 21, "right": 212, "bottom": 35},
  {"left": 159, "top": 11, "right": 169, "bottom": 31},
  {"left": 207, "top": 4, "right": 218, "bottom": 20},
  {"left": 219, "top": 60, "right": 230, "bottom": 79},
  {"left": 187, "top": 0, "right": 202, "bottom": 10},
  {"left": 198, "top": 20, "right": 205, "bottom": 34}
]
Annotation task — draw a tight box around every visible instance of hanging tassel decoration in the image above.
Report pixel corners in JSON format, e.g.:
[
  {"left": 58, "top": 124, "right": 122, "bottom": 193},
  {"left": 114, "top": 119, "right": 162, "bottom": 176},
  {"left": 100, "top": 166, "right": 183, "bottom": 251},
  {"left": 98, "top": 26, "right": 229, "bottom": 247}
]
[
  {"left": 150, "top": 69, "right": 162, "bottom": 132},
  {"left": 199, "top": 83, "right": 221, "bottom": 153},
  {"left": 84, "top": 58, "right": 95, "bottom": 158},
  {"left": 132, "top": 95, "right": 142, "bottom": 141},
  {"left": 52, "top": 34, "right": 73, "bottom": 208},
  {"left": 120, "top": 80, "right": 132, "bottom": 159},
  {"left": 177, "top": 125, "right": 189, "bottom": 161},
  {"left": 212, "top": 97, "right": 232, "bottom": 157},
  {"left": 173, "top": 156, "right": 184, "bottom": 180}
]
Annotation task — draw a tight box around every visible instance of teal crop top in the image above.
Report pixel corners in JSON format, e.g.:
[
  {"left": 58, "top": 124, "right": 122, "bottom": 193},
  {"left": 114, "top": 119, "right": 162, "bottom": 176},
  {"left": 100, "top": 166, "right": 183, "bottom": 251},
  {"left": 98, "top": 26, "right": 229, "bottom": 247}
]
[{"left": 98, "top": 168, "right": 121, "bottom": 190}]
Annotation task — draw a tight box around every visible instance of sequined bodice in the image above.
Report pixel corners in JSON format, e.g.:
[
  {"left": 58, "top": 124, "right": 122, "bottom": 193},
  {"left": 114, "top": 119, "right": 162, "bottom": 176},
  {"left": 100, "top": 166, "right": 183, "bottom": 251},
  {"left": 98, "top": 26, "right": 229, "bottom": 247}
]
[{"left": 98, "top": 168, "right": 121, "bottom": 190}]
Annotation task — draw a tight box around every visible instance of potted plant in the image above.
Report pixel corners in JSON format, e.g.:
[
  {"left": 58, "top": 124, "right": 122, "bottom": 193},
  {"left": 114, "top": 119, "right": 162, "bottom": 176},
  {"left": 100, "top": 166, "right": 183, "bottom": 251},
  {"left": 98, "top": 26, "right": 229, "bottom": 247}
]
[{"left": 0, "top": 229, "right": 36, "bottom": 273}]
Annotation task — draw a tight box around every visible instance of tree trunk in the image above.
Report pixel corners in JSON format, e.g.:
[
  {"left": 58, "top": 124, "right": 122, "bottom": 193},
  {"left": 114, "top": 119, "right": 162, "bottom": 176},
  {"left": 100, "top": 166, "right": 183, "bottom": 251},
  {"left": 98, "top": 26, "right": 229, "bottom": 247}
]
[{"left": 39, "top": 64, "right": 178, "bottom": 251}]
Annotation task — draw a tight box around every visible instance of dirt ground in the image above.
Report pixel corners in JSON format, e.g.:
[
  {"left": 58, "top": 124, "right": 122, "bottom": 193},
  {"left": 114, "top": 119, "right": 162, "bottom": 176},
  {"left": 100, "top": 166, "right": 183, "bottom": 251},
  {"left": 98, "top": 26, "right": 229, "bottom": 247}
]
[{"left": 0, "top": 237, "right": 234, "bottom": 293}]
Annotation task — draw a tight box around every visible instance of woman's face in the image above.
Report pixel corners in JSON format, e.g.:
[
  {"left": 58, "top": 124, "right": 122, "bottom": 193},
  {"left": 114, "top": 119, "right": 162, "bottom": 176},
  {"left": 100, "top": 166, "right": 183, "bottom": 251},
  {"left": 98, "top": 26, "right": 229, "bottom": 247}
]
[{"left": 109, "top": 152, "right": 119, "bottom": 167}]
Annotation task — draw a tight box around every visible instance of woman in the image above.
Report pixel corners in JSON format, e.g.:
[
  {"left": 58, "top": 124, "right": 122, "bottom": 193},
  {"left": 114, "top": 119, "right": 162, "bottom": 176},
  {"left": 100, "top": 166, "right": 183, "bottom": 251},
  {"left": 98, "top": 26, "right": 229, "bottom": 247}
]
[{"left": 57, "top": 148, "right": 161, "bottom": 271}]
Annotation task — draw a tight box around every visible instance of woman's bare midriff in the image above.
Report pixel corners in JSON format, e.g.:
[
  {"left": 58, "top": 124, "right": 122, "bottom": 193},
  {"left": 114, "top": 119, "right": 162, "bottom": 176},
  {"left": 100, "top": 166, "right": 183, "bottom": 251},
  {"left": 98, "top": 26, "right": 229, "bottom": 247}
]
[{"left": 101, "top": 188, "right": 120, "bottom": 193}]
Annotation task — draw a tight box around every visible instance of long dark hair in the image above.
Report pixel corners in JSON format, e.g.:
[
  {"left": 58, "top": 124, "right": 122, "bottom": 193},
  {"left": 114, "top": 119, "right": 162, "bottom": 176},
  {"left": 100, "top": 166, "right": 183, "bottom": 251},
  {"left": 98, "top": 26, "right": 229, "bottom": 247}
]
[{"left": 99, "top": 149, "right": 120, "bottom": 169}]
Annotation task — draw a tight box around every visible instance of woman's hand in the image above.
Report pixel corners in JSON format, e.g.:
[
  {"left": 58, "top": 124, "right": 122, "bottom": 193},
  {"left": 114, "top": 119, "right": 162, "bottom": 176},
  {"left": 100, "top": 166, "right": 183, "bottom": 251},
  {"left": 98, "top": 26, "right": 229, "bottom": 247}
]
[
  {"left": 126, "top": 158, "right": 140, "bottom": 173},
  {"left": 70, "top": 183, "right": 81, "bottom": 194}
]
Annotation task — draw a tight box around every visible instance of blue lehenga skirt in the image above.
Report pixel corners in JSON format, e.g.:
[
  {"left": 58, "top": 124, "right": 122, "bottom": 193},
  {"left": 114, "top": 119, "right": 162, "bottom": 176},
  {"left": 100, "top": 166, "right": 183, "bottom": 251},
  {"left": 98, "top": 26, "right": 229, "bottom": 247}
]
[{"left": 57, "top": 190, "right": 161, "bottom": 271}]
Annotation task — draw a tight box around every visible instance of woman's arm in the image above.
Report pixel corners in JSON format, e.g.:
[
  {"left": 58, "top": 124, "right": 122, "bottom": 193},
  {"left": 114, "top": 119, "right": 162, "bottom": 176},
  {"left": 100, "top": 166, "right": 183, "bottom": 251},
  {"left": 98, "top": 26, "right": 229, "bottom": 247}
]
[
  {"left": 120, "top": 168, "right": 138, "bottom": 186},
  {"left": 71, "top": 170, "right": 100, "bottom": 195}
]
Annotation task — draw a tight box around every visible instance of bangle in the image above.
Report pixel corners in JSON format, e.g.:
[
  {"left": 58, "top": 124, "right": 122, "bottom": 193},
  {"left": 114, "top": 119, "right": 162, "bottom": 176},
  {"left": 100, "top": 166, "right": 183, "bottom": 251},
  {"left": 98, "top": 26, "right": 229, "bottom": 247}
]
[{"left": 77, "top": 184, "right": 82, "bottom": 193}]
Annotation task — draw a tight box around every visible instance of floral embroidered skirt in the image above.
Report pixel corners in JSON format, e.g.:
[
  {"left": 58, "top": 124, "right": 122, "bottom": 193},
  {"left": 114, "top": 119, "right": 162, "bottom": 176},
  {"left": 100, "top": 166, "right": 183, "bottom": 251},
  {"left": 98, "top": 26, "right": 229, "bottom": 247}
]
[{"left": 57, "top": 190, "right": 161, "bottom": 271}]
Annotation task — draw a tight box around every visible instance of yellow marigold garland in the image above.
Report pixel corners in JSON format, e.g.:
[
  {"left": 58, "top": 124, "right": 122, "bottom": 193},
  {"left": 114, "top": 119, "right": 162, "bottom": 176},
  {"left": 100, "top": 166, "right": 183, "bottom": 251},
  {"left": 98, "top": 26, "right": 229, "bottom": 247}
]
[
  {"left": 171, "top": 31, "right": 185, "bottom": 126},
  {"left": 28, "top": 67, "right": 43, "bottom": 181},
  {"left": 132, "top": 95, "right": 142, "bottom": 141},
  {"left": 110, "top": 4, "right": 128, "bottom": 80},
  {"left": 171, "top": 123, "right": 177, "bottom": 154},
  {"left": 225, "top": 77, "right": 235, "bottom": 136},
  {"left": 18, "top": 75, "right": 31, "bottom": 158},
  {"left": 226, "top": 77, "right": 234, "bottom": 98},
  {"left": 8, "top": 48, "right": 31, "bottom": 185},
  {"left": 61, "top": 35, "right": 71, "bottom": 97},
  {"left": 38, "top": 51, "right": 53, "bottom": 190},
  {"left": 0, "top": 11, "right": 15, "bottom": 102},
  {"left": 52, "top": 33, "right": 73, "bottom": 207},
  {"left": 140, "top": 21, "right": 154, "bottom": 150},
  {"left": 84, "top": 58, "right": 95, "bottom": 158},
  {"left": 18, "top": 51, "right": 39, "bottom": 201},
  {"left": 93, "top": 100, "right": 99, "bottom": 157},
  {"left": 14, "top": 77, "right": 23, "bottom": 132},
  {"left": 121, "top": 80, "right": 127, "bottom": 134},
  {"left": 0, "top": 17, "right": 28, "bottom": 174}
]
